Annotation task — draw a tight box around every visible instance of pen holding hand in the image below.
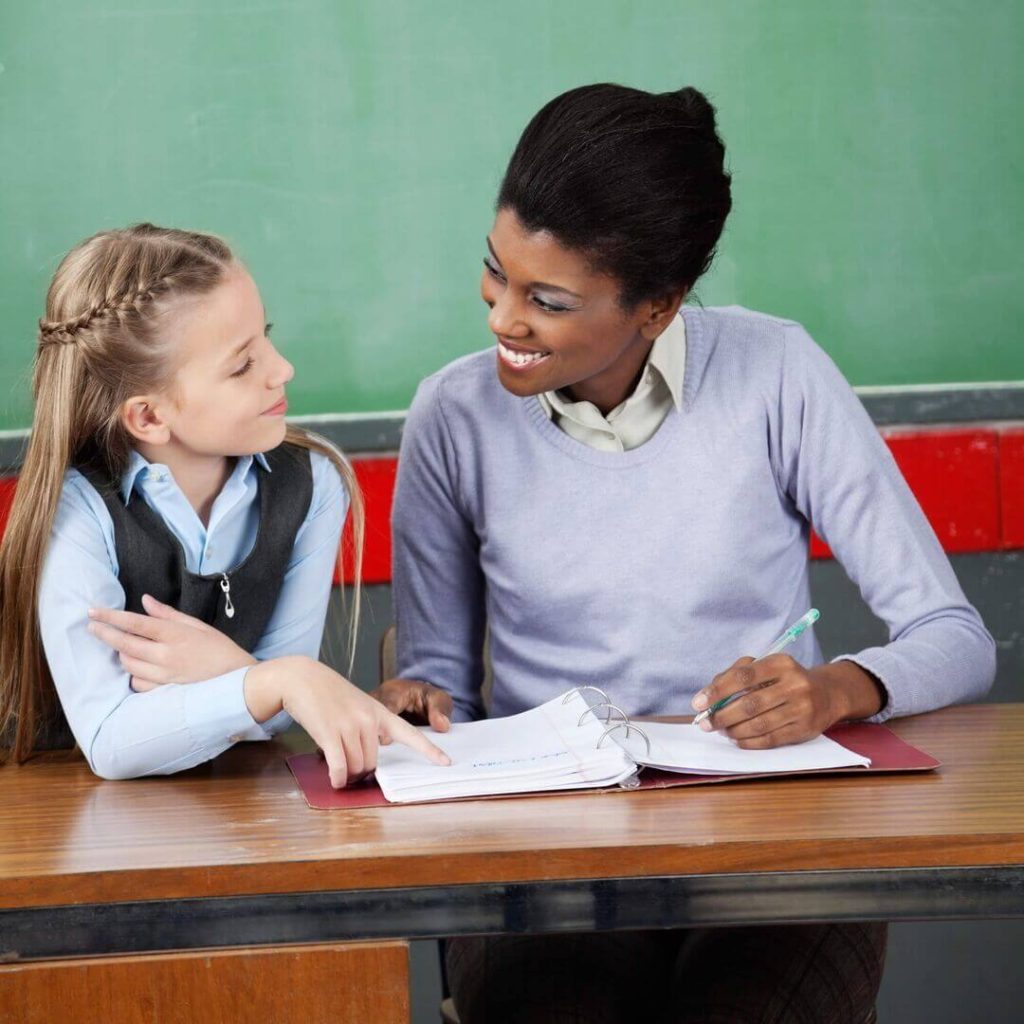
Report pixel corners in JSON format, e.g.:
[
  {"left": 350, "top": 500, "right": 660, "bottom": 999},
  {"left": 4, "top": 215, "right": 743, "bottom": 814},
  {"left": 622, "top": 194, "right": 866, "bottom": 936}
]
[
  {"left": 688, "top": 609, "right": 884, "bottom": 750},
  {"left": 691, "top": 610, "right": 820, "bottom": 727}
]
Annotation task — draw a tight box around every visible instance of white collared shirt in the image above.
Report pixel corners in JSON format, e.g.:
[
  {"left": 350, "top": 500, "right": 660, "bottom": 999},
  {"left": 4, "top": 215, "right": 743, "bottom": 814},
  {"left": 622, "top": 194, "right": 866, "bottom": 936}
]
[{"left": 537, "top": 313, "right": 686, "bottom": 452}]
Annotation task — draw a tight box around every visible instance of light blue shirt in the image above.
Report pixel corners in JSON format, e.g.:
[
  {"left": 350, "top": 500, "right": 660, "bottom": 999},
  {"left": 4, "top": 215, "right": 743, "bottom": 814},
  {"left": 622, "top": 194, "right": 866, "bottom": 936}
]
[{"left": 38, "top": 448, "right": 348, "bottom": 780}]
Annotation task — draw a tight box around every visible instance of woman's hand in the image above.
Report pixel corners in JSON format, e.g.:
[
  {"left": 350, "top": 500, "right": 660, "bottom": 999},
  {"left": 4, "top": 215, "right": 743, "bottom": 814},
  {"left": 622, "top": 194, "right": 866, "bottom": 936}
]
[
  {"left": 691, "top": 655, "right": 886, "bottom": 749},
  {"left": 244, "top": 657, "right": 452, "bottom": 788},
  {"left": 371, "top": 678, "right": 454, "bottom": 732},
  {"left": 87, "top": 594, "right": 255, "bottom": 691}
]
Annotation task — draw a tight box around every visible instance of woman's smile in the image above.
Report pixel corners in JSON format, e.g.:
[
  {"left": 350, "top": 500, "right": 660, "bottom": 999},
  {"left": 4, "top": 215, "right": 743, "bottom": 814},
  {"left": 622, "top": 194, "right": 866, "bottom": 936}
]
[{"left": 495, "top": 336, "right": 552, "bottom": 371}]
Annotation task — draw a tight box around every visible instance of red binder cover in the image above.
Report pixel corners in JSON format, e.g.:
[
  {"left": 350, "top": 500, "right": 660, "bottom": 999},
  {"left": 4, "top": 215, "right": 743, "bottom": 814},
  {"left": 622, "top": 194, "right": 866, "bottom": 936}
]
[{"left": 286, "top": 721, "right": 940, "bottom": 811}]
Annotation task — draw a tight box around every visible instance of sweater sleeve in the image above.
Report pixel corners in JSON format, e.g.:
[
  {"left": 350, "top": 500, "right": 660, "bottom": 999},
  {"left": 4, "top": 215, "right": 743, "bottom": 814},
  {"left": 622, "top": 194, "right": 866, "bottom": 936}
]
[
  {"left": 773, "top": 324, "right": 996, "bottom": 721},
  {"left": 392, "top": 376, "right": 487, "bottom": 721}
]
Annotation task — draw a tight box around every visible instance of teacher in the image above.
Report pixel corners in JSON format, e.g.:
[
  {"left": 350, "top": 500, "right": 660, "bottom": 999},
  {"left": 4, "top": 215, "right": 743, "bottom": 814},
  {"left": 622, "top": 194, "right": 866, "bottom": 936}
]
[{"left": 375, "top": 83, "right": 994, "bottom": 1024}]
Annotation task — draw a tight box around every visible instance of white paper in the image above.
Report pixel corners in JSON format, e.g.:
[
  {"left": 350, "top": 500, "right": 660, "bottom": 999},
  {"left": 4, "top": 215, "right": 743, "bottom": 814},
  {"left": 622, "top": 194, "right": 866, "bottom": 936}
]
[
  {"left": 375, "top": 690, "right": 636, "bottom": 802},
  {"left": 633, "top": 720, "right": 871, "bottom": 774}
]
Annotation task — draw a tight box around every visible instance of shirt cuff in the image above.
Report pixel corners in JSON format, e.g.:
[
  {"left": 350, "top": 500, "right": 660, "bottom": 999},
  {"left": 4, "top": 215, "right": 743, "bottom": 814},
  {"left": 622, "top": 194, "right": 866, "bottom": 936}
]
[
  {"left": 262, "top": 709, "right": 294, "bottom": 735},
  {"left": 180, "top": 666, "right": 273, "bottom": 745},
  {"left": 830, "top": 647, "right": 902, "bottom": 723},
  {"left": 449, "top": 696, "right": 484, "bottom": 723}
]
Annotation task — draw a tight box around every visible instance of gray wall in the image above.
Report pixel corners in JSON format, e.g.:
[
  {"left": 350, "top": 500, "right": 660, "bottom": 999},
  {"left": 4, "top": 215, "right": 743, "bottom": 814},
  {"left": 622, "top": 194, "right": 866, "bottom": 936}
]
[
  {"left": 330, "top": 552, "right": 1023, "bottom": 1024},
  {"left": 816, "top": 554, "right": 1024, "bottom": 1023}
]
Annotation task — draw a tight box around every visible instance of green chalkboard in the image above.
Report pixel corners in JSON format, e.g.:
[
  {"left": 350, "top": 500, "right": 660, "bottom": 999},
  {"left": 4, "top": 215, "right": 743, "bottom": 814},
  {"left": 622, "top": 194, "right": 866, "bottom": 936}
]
[{"left": 2, "top": 1, "right": 1022, "bottom": 430}]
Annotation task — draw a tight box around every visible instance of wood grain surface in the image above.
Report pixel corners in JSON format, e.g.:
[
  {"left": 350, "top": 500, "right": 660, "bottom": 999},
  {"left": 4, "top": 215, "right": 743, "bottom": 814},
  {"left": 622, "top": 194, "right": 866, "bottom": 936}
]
[
  {"left": 0, "top": 941, "right": 409, "bottom": 1023},
  {"left": 1, "top": 705, "right": 1021, "bottom": 910}
]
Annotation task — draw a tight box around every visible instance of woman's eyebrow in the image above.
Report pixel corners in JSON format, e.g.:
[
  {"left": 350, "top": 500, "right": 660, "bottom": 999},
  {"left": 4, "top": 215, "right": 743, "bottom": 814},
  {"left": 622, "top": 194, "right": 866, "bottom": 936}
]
[{"left": 486, "top": 237, "right": 583, "bottom": 301}]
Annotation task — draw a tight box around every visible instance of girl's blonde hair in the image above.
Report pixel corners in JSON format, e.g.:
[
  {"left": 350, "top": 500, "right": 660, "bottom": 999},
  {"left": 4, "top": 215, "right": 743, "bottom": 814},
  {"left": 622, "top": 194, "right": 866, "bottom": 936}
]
[{"left": 0, "top": 224, "right": 363, "bottom": 762}]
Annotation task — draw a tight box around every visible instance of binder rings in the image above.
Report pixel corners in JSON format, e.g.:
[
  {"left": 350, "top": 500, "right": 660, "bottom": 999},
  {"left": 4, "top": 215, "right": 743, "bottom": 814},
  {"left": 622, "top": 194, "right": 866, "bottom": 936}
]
[{"left": 288, "top": 686, "right": 940, "bottom": 810}]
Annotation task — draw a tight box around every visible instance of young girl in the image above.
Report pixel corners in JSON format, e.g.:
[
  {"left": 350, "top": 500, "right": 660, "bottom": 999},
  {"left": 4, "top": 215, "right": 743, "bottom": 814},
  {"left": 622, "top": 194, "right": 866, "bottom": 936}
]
[
  {"left": 0, "top": 223, "right": 446, "bottom": 786},
  {"left": 377, "top": 86, "right": 996, "bottom": 1023}
]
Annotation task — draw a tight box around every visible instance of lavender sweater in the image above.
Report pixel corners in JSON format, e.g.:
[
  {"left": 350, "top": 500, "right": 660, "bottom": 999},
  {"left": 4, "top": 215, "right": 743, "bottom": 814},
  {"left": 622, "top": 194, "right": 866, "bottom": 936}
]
[{"left": 393, "top": 306, "right": 995, "bottom": 723}]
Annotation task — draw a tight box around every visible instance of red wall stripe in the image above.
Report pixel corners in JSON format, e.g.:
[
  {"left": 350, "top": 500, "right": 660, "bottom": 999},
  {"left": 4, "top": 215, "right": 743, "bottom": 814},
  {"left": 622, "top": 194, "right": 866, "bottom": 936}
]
[
  {"left": 0, "top": 478, "right": 16, "bottom": 541},
  {"left": 999, "top": 428, "right": 1024, "bottom": 549},
  {"left": 808, "top": 531, "right": 832, "bottom": 560},
  {"left": 2, "top": 425, "right": 1023, "bottom": 583},
  {"left": 338, "top": 457, "right": 397, "bottom": 585},
  {"left": 887, "top": 429, "right": 1001, "bottom": 553}
]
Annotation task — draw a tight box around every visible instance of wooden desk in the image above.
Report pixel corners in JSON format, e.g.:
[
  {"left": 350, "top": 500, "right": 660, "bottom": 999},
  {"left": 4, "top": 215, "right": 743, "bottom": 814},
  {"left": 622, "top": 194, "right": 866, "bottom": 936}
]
[{"left": 2, "top": 704, "right": 1023, "bottom": 1021}]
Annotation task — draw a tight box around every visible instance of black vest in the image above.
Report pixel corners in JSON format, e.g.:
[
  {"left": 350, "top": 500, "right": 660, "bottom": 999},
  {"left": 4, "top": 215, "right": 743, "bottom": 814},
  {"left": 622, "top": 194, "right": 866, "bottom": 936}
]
[{"left": 78, "top": 443, "right": 314, "bottom": 651}]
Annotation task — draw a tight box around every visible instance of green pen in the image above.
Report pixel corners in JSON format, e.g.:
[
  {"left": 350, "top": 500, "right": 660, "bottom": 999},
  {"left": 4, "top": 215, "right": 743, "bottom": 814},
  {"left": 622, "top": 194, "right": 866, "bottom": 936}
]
[{"left": 691, "top": 609, "right": 821, "bottom": 727}]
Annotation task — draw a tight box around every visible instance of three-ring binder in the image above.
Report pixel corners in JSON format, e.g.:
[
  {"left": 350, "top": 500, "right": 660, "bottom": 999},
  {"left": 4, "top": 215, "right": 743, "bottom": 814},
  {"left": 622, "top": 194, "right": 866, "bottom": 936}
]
[{"left": 562, "top": 685, "right": 652, "bottom": 759}]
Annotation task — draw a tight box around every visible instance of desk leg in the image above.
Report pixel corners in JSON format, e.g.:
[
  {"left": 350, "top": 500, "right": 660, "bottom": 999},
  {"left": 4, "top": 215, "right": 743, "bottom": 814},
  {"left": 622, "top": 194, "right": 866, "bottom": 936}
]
[{"left": 0, "top": 940, "right": 409, "bottom": 1023}]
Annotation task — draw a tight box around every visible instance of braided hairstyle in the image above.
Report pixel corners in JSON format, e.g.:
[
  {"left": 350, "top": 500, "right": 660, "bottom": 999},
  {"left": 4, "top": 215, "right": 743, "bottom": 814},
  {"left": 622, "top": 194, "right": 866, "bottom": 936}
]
[
  {"left": 30, "top": 224, "right": 231, "bottom": 474},
  {"left": 498, "top": 84, "right": 733, "bottom": 308},
  {"left": 1, "top": 224, "right": 364, "bottom": 761},
  {"left": 38, "top": 280, "right": 183, "bottom": 347}
]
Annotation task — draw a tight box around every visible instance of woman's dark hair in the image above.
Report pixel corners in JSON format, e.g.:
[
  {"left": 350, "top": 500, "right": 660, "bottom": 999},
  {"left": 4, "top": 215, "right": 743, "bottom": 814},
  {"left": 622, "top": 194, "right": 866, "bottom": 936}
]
[{"left": 497, "top": 84, "right": 732, "bottom": 307}]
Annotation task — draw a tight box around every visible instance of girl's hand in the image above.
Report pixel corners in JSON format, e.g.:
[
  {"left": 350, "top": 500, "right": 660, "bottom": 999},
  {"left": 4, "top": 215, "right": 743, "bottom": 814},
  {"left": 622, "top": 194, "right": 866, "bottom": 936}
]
[
  {"left": 87, "top": 594, "right": 255, "bottom": 691},
  {"left": 371, "top": 678, "right": 454, "bottom": 732},
  {"left": 244, "top": 657, "right": 452, "bottom": 788},
  {"left": 691, "top": 655, "right": 886, "bottom": 749}
]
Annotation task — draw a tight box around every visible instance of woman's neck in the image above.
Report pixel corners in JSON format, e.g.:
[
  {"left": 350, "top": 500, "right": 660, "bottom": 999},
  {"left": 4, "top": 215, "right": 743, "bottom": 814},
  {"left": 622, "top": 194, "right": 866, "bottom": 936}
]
[
  {"left": 134, "top": 443, "right": 234, "bottom": 527},
  {"left": 562, "top": 334, "right": 654, "bottom": 415}
]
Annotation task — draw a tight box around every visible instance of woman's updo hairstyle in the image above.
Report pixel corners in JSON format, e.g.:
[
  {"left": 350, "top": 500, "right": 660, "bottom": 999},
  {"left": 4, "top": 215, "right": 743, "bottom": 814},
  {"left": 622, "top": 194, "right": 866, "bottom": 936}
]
[{"left": 497, "top": 83, "right": 732, "bottom": 308}]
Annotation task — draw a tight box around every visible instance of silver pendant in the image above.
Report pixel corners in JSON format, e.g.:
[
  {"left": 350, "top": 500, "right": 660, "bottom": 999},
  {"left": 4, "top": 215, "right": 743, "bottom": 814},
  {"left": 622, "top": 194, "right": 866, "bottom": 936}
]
[{"left": 220, "top": 573, "right": 235, "bottom": 619}]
